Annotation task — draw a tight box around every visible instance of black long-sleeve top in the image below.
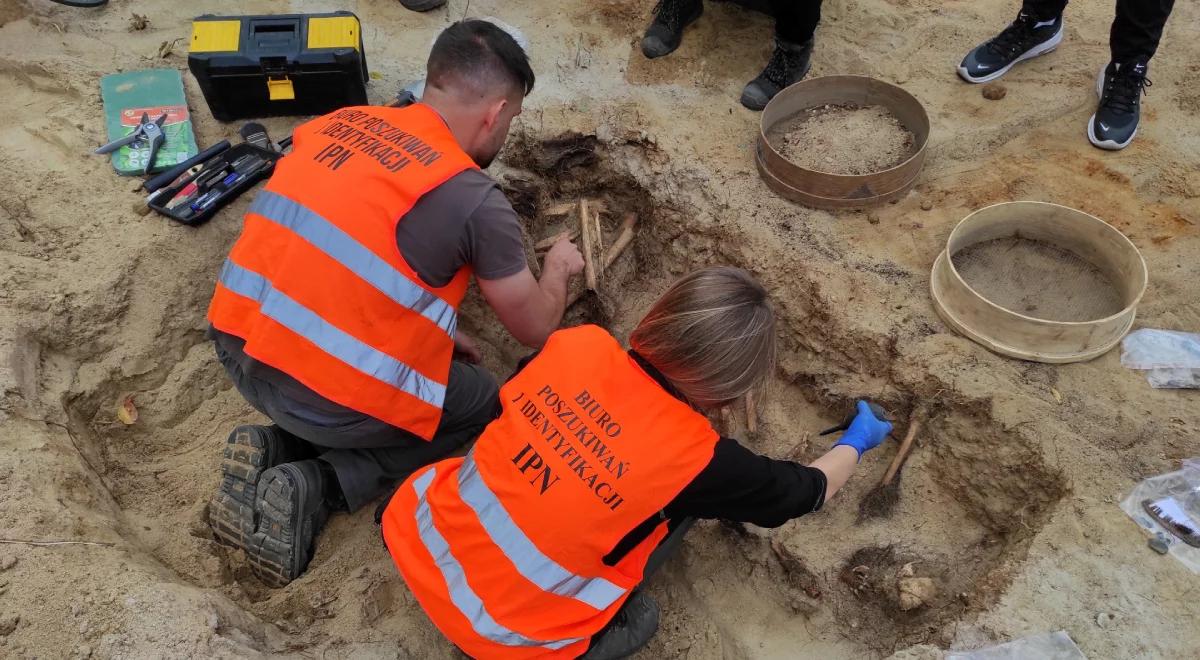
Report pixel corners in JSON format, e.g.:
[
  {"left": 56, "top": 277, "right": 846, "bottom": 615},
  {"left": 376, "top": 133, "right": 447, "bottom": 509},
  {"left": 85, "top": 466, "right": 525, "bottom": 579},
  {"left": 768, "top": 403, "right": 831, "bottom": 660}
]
[{"left": 509, "top": 350, "right": 827, "bottom": 564}]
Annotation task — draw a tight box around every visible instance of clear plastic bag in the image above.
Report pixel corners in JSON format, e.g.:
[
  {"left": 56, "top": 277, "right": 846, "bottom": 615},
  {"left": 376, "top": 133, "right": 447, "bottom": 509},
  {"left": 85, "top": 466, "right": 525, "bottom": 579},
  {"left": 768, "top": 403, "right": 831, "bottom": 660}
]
[
  {"left": 1119, "top": 458, "right": 1200, "bottom": 573},
  {"left": 1146, "top": 368, "right": 1200, "bottom": 389},
  {"left": 946, "top": 631, "right": 1087, "bottom": 659},
  {"left": 1121, "top": 329, "right": 1200, "bottom": 389}
]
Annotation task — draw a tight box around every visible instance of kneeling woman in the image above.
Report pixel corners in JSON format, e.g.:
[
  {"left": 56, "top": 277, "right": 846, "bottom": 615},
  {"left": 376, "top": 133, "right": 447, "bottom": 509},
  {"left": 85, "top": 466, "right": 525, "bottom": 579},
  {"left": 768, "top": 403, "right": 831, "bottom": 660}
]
[{"left": 380, "top": 267, "right": 892, "bottom": 659}]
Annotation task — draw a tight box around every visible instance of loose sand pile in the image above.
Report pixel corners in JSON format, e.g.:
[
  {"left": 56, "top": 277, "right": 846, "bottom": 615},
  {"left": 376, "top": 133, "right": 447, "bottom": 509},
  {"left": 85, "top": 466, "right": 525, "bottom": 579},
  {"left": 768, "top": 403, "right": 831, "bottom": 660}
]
[
  {"left": 769, "top": 104, "right": 914, "bottom": 175},
  {"left": 951, "top": 237, "right": 1125, "bottom": 321}
]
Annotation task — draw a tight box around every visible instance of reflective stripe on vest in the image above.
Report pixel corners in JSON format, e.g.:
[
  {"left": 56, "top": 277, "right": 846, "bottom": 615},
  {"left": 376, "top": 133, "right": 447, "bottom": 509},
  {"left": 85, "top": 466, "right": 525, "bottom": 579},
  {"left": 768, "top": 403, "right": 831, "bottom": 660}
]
[
  {"left": 218, "top": 259, "right": 447, "bottom": 409},
  {"left": 248, "top": 190, "right": 458, "bottom": 337},
  {"left": 457, "top": 453, "right": 627, "bottom": 610},
  {"left": 411, "top": 469, "right": 585, "bottom": 651}
]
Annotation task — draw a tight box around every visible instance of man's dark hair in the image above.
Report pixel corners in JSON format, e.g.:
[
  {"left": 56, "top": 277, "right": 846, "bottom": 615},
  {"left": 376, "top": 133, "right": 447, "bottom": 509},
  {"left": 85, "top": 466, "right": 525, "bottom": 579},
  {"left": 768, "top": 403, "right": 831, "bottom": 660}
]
[{"left": 427, "top": 20, "right": 535, "bottom": 98}]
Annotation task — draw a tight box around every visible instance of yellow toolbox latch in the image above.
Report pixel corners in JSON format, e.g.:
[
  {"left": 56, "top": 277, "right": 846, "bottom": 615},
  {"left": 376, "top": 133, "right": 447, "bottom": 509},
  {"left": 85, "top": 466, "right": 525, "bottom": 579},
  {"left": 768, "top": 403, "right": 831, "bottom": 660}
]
[{"left": 267, "top": 76, "right": 295, "bottom": 101}]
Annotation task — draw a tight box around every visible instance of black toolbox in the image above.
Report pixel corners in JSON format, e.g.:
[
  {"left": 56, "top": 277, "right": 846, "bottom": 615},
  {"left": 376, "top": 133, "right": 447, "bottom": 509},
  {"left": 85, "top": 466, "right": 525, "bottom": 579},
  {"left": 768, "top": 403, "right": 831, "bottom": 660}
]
[
  {"left": 148, "top": 143, "right": 282, "bottom": 226},
  {"left": 188, "top": 12, "right": 368, "bottom": 121}
]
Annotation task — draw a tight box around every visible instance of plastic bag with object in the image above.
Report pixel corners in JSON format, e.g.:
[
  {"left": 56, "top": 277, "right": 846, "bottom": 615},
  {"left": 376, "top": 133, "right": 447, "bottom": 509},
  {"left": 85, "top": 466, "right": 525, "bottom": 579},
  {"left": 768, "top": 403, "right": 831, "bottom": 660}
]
[
  {"left": 1119, "top": 458, "right": 1200, "bottom": 573},
  {"left": 1121, "top": 328, "right": 1200, "bottom": 389}
]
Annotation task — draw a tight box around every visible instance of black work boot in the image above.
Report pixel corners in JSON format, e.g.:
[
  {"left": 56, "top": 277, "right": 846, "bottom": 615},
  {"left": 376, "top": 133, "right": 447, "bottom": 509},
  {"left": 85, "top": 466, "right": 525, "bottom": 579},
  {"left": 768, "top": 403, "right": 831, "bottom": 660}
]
[
  {"left": 1088, "top": 59, "right": 1151, "bottom": 150},
  {"left": 641, "top": 0, "right": 704, "bottom": 59},
  {"left": 399, "top": 0, "right": 446, "bottom": 11},
  {"left": 209, "top": 425, "right": 316, "bottom": 551},
  {"left": 246, "top": 459, "right": 334, "bottom": 587},
  {"left": 740, "top": 37, "right": 813, "bottom": 111},
  {"left": 581, "top": 591, "right": 661, "bottom": 660}
]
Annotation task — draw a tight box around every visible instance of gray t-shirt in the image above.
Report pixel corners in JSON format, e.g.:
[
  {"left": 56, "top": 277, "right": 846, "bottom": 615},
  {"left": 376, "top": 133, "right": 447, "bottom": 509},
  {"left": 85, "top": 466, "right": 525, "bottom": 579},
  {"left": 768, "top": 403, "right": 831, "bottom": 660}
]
[
  {"left": 397, "top": 168, "right": 527, "bottom": 286},
  {"left": 210, "top": 169, "right": 527, "bottom": 427}
]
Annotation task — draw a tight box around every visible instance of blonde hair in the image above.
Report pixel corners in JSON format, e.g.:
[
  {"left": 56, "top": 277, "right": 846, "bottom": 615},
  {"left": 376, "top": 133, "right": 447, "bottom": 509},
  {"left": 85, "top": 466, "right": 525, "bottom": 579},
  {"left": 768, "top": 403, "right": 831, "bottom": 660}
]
[{"left": 630, "top": 267, "right": 777, "bottom": 409}]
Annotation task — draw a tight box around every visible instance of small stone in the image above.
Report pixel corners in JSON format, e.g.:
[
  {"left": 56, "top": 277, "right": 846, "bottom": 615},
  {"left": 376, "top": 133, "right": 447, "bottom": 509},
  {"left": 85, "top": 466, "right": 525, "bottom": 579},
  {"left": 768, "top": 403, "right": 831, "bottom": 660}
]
[
  {"left": 1096, "top": 612, "right": 1115, "bottom": 628},
  {"left": 0, "top": 556, "right": 15, "bottom": 571},
  {"left": 0, "top": 614, "right": 19, "bottom": 636},
  {"left": 867, "top": 214, "right": 881, "bottom": 225},
  {"left": 920, "top": 199, "right": 934, "bottom": 211},
  {"left": 1149, "top": 537, "right": 1170, "bottom": 554},
  {"left": 981, "top": 83, "right": 1007, "bottom": 100}
]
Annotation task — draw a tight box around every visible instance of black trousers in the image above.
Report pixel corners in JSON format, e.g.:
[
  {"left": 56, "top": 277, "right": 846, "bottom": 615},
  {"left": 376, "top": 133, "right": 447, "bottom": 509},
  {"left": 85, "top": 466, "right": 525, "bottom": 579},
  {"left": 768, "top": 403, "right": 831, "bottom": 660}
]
[
  {"left": 770, "top": 0, "right": 823, "bottom": 45},
  {"left": 586, "top": 518, "right": 696, "bottom": 650},
  {"left": 217, "top": 339, "right": 500, "bottom": 512},
  {"left": 1023, "top": 0, "right": 1175, "bottom": 61}
]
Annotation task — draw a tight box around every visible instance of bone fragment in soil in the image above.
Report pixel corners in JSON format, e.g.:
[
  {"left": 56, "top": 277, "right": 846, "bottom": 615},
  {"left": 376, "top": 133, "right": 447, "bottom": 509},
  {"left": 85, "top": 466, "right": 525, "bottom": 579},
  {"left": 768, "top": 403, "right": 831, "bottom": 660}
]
[
  {"left": 579, "top": 198, "right": 599, "bottom": 293},
  {"left": 565, "top": 211, "right": 639, "bottom": 308}
]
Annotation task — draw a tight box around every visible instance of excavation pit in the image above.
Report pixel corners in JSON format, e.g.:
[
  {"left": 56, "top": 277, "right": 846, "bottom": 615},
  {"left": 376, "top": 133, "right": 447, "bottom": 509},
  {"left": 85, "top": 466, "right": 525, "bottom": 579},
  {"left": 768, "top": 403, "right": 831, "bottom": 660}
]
[
  {"left": 459, "top": 137, "right": 1069, "bottom": 656},
  {"left": 11, "top": 135, "right": 1064, "bottom": 658}
]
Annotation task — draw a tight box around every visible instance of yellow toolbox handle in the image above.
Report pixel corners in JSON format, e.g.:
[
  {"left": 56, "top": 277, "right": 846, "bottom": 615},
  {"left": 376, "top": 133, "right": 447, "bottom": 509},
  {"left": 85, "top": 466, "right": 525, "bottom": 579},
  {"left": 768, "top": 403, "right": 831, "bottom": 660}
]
[{"left": 267, "top": 76, "right": 296, "bottom": 101}]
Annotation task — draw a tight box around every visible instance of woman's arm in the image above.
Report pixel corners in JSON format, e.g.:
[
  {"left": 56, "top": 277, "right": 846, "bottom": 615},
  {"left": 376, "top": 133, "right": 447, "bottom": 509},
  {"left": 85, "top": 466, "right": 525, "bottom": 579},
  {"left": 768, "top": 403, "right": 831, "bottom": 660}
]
[
  {"left": 809, "top": 445, "right": 860, "bottom": 500},
  {"left": 663, "top": 401, "right": 893, "bottom": 527}
]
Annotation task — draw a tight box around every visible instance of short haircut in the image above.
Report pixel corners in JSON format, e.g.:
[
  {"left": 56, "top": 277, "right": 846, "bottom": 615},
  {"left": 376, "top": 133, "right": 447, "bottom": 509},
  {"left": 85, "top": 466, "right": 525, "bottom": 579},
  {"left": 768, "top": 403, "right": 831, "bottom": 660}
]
[{"left": 426, "top": 20, "right": 535, "bottom": 98}]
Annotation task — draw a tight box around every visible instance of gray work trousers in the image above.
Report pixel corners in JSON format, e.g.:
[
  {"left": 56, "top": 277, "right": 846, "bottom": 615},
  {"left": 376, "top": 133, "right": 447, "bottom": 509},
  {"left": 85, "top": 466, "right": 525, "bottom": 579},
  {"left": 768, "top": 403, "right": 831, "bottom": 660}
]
[{"left": 215, "top": 338, "right": 500, "bottom": 511}]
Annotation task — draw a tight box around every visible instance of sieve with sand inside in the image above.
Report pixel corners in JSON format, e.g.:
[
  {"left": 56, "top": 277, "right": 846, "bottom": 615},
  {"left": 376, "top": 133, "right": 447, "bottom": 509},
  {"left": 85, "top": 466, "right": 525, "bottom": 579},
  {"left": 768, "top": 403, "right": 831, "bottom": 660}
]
[
  {"left": 756, "top": 75, "right": 929, "bottom": 210},
  {"left": 931, "top": 201, "right": 1147, "bottom": 364}
]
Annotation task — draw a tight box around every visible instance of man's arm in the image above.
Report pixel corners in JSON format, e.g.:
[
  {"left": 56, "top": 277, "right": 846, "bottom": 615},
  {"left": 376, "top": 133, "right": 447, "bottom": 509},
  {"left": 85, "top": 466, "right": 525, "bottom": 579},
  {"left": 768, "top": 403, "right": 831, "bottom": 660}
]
[{"left": 478, "top": 237, "right": 582, "bottom": 348}]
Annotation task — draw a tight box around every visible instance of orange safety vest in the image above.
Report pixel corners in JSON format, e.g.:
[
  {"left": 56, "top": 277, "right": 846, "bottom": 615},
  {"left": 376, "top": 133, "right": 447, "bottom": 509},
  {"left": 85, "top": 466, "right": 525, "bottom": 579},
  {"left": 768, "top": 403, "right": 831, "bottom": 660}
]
[
  {"left": 382, "top": 325, "right": 721, "bottom": 659},
  {"left": 208, "top": 104, "right": 479, "bottom": 440}
]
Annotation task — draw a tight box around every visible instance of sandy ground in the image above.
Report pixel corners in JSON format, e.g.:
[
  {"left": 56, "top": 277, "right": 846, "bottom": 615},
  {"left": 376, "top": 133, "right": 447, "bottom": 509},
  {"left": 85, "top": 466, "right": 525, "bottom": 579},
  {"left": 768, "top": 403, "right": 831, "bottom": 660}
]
[{"left": 1, "top": 0, "right": 1199, "bottom": 658}]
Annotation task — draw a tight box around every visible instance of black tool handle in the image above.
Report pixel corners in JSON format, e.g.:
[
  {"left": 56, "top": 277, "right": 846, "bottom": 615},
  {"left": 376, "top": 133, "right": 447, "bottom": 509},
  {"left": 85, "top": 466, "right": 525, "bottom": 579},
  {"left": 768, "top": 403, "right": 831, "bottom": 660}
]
[{"left": 143, "top": 140, "right": 231, "bottom": 192}]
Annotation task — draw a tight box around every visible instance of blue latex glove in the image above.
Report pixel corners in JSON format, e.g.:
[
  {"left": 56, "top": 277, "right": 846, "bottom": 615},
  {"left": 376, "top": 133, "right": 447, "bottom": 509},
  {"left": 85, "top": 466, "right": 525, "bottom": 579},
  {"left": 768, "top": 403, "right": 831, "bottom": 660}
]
[{"left": 833, "top": 400, "right": 894, "bottom": 460}]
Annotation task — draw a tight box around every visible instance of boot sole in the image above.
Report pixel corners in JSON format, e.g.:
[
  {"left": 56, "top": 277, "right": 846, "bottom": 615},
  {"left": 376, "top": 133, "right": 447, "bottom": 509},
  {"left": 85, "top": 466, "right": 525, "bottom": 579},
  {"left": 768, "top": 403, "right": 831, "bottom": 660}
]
[
  {"left": 247, "top": 463, "right": 318, "bottom": 587},
  {"left": 209, "top": 426, "right": 277, "bottom": 552},
  {"left": 956, "top": 25, "right": 1063, "bottom": 84}
]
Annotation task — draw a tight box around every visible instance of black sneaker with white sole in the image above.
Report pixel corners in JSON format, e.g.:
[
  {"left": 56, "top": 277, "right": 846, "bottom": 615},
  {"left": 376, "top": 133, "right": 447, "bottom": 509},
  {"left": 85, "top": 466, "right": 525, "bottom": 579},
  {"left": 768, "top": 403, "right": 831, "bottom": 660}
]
[
  {"left": 958, "top": 12, "right": 1063, "bottom": 84},
  {"left": 1089, "top": 60, "right": 1150, "bottom": 151},
  {"left": 247, "top": 459, "right": 332, "bottom": 587},
  {"left": 641, "top": 0, "right": 703, "bottom": 59},
  {"left": 209, "top": 425, "right": 316, "bottom": 550}
]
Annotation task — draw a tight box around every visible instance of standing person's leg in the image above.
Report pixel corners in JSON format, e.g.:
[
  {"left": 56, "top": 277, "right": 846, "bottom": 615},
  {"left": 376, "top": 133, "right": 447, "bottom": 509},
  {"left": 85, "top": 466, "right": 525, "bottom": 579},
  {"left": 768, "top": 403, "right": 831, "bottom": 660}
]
[
  {"left": 769, "top": 0, "right": 820, "bottom": 46},
  {"left": 1087, "top": 0, "right": 1173, "bottom": 150},
  {"left": 740, "top": 0, "right": 822, "bottom": 110},
  {"left": 1110, "top": 0, "right": 1174, "bottom": 63},
  {"left": 957, "top": 0, "right": 1067, "bottom": 83}
]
